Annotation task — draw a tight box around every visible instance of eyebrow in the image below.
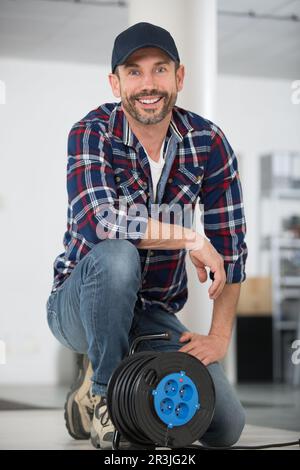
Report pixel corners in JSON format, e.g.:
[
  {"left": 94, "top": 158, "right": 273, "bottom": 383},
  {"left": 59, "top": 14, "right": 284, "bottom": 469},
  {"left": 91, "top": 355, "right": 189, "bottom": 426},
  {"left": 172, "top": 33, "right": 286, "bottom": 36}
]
[{"left": 123, "top": 60, "right": 171, "bottom": 69}]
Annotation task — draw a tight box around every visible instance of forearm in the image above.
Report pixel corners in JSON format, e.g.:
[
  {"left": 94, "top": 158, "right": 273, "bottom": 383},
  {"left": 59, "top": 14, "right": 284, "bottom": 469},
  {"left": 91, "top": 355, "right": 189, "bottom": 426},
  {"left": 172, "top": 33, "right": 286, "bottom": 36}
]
[
  {"left": 209, "top": 283, "right": 241, "bottom": 341},
  {"left": 136, "top": 217, "right": 204, "bottom": 250}
]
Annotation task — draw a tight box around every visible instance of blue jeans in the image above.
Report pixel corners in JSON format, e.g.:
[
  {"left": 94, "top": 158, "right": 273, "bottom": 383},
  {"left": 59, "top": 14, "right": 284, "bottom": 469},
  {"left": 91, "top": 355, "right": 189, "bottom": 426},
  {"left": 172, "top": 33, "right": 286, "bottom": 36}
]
[{"left": 46, "top": 239, "right": 245, "bottom": 446}]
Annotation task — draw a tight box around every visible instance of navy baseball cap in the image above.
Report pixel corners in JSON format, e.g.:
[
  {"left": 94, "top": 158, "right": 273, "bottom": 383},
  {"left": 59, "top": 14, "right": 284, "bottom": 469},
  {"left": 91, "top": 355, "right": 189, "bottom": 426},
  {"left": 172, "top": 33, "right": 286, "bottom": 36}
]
[{"left": 111, "top": 22, "right": 180, "bottom": 73}]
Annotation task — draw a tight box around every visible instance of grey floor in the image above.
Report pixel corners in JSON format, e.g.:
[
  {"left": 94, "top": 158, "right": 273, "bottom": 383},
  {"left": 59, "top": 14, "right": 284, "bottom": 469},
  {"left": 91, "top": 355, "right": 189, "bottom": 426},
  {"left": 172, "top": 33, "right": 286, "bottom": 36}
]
[
  {"left": 236, "top": 382, "right": 300, "bottom": 432},
  {"left": 0, "top": 384, "right": 299, "bottom": 450}
]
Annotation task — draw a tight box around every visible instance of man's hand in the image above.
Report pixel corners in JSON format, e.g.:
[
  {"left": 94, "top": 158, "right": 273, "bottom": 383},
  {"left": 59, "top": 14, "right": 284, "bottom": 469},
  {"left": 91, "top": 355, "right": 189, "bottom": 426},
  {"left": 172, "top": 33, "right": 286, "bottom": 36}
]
[
  {"left": 178, "top": 331, "right": 230, "bottom": 366},
  {"left": 189, "top": 238, "right": 226, "bottom": 300}
]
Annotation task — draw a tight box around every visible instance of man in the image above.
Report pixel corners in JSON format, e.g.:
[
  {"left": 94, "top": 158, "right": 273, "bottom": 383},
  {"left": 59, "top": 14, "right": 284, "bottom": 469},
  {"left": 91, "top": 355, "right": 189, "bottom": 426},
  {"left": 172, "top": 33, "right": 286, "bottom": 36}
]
[{"left": 46, "top": 22, "right": 247, "bottom": 449}]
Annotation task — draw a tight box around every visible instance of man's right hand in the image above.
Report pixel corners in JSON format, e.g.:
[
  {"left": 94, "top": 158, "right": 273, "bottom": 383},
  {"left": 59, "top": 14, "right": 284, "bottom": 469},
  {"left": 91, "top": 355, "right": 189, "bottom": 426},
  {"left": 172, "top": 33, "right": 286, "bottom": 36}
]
[{"left": 188, "top": 237, "right": 226, "bottom": 300}]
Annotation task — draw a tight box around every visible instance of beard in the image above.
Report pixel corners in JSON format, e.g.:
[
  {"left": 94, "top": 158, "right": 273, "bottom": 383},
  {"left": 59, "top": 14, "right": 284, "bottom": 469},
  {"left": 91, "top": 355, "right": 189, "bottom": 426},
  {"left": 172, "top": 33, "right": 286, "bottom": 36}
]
[{"left": 121, "top": 89, "right": 177, "bottom": 125}]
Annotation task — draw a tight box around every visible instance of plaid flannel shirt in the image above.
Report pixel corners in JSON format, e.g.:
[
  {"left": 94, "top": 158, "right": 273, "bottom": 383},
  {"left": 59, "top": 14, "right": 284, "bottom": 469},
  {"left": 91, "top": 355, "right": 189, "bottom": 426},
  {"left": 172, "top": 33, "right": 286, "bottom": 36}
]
[{"left": 51, "top": 102, "right": 247, "bottom": 314}]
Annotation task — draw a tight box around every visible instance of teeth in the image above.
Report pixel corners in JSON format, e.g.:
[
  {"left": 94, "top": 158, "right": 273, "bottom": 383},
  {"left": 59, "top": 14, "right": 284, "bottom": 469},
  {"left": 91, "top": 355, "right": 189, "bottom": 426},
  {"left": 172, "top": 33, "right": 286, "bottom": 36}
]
[{"left": 138, "top": 97, "right": 161, "bottom": 104}]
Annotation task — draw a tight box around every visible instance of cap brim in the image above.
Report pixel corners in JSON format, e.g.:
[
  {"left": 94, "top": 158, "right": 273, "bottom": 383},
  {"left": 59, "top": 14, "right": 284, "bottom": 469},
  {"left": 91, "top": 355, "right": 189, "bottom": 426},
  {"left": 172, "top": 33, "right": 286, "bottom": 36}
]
[{"left": 114, "top": 43, "right": 179, "bottom": 71}]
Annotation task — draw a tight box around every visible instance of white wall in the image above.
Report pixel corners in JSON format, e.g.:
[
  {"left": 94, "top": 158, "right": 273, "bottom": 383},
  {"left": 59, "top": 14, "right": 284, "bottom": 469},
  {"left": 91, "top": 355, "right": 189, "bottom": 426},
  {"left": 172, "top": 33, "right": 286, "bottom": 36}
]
[
  {"left": 0, "top": 58, "right": 114, "bottom": 384},
  {"left": 1, "top": 57, "right": 299, "bottom": 384},
  {"left": 216, "top": 75, "right": 300, "bottom": 276}
]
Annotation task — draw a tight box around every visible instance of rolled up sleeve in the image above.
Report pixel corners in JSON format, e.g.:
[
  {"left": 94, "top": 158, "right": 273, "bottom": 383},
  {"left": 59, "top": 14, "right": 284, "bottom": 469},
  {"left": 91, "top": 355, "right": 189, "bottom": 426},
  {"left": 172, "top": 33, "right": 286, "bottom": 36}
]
[{"left": 200, "top": 123, "right": 248, "bottom": 283}]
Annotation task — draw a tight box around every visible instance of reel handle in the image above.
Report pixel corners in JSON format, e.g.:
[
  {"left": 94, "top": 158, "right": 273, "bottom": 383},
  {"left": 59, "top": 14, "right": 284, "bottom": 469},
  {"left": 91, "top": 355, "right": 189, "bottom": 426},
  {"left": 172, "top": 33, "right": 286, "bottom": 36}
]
[{"left": 129, "top": 331, "right": 172, "bottom": 356}]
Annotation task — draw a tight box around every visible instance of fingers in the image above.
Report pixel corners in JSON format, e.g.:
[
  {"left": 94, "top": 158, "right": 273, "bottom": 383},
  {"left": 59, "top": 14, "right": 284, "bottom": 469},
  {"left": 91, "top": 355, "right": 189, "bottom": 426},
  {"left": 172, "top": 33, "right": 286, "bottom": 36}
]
[
  {"left": 208, "top": 264, "right": 226, "bottom": 300},
  {"left": 179, "top": 331, "right": 193, "bottom": 342},
  {"left": 197, "top": 266, "right": 207, "bottom": 283},
  {"left": 178, "top": 342, "right": 196, "bottom": 353},
  {"left": 178, "top": 332, "right": 219, "bottom": 366},
  {"left": 190, "top": 246, "right": 225, "bottom": 297},
  {"left": 190, "top": 254, "right": 205, "bottom": 272},
  {"left": 201, "top": 356, "right": 211, "bottom": 366},
  {"left": 179, "top": 346, "right": 212, "bottom": 366},
  {"left": 178, "top": 336, "right": 205, "bottom": 355}
]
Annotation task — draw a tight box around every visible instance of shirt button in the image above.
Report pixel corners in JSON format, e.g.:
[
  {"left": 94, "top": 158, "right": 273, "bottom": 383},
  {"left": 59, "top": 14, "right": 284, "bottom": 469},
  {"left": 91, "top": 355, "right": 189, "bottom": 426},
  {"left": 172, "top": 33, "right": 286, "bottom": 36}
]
[
  {"left": 196, "top": 175, "right": 203, "bottom": 182},
  {"left": 168, "top": 177, "right": 173, "bottom": 184},
  {"left": 115, "top": 176, "right": 121, "bottom": 183},
  {"left": 150, "top": 250, "right": 155, "bottom": 256}
]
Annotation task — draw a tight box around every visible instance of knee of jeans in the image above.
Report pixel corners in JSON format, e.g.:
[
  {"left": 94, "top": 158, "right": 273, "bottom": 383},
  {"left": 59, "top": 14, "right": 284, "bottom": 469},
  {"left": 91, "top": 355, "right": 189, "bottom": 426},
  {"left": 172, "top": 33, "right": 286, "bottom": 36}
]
[
  {"left": 89, "top": 239, "right": 141, "bottom": 286},
  {"left": 222, "top": 406, "right": 246, "bottom": 447},
  {"left": 202, "top": 405, "right": 246, "bottom": 448}
]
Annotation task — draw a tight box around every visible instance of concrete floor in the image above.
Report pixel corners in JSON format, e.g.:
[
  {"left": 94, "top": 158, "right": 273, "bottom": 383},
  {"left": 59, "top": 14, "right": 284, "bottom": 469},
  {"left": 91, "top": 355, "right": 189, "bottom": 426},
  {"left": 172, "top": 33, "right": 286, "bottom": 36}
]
[
  {"left": 0, "top": 408, "right": 299, "bottom": 450},
  {"left": 0, "top": 384, "right": 299, "bottom": 450},
  {"left": 236, "top": 382, "right": 300, "bottom": 432}
]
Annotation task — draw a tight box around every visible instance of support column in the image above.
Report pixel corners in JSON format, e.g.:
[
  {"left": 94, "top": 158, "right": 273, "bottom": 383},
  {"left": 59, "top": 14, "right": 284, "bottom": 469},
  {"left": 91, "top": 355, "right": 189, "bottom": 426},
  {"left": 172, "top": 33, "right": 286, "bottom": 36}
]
[{"left": 128, "top": 1, "right": 228, "bottom": 371}]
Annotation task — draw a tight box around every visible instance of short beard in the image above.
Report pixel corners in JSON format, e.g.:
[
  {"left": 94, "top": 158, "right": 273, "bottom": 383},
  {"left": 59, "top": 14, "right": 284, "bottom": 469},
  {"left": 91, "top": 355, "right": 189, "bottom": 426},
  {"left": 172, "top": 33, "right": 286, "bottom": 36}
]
[{"left": 121, "top": 90, "right": 177, "bottom": 125}]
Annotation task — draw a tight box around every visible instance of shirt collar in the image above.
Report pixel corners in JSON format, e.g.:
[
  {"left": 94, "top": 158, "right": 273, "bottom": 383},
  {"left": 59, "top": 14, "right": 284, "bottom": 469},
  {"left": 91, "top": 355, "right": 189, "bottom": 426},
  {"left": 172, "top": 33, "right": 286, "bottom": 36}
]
[{"left": 108, "top": 101, "right": 194, "bottom": 150}]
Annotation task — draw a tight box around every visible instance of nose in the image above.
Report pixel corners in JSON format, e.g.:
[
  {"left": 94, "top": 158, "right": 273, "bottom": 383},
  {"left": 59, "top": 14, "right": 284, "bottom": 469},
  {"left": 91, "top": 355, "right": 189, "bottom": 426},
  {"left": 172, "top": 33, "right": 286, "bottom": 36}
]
[{"left": 140, "top": 72, "right": 156, "bottom": 89}]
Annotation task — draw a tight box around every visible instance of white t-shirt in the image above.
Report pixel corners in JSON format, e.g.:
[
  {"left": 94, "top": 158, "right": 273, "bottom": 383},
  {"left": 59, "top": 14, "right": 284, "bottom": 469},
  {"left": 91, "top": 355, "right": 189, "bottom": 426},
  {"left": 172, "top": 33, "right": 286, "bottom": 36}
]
[{"left": 144, "top": 140, "right": 165, "bottom": 201}]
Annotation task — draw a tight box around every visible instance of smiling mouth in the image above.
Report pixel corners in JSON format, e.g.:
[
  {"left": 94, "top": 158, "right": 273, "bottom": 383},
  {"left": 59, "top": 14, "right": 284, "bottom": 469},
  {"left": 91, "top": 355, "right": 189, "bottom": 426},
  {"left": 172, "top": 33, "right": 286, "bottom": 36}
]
[{"left": 136, "top": 96, "right": 163, "bottom": 106}]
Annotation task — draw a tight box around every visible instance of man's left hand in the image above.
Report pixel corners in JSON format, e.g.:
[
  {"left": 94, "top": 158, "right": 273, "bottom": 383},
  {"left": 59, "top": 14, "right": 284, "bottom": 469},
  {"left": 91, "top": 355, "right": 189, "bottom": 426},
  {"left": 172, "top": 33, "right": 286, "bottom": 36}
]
[{"left": 178, "top": 331, "right": 230, "bottom": 366}]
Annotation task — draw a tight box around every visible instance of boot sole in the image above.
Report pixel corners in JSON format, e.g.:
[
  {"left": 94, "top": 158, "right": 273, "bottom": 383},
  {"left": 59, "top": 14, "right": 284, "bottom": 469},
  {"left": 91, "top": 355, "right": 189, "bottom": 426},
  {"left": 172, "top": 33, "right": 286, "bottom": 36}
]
[{"left": 64, "top": 354, "right": 91, "bottom": 440}]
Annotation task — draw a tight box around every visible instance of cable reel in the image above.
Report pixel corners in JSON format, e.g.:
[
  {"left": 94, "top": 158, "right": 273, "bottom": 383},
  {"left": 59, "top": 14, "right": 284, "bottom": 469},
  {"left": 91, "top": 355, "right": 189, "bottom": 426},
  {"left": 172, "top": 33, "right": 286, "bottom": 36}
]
[{"left": 106, "top": 332, "right": 215, "bottom": 449}]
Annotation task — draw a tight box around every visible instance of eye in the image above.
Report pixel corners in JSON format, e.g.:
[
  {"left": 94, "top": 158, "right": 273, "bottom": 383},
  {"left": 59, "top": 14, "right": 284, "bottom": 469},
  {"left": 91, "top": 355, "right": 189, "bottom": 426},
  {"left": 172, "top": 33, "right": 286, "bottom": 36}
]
[
  {"left": 128, "top": 69, "right": 140, "bottom": 76},
  {"left": 156, "top": 66, "right": 167, "bottom": 73}
]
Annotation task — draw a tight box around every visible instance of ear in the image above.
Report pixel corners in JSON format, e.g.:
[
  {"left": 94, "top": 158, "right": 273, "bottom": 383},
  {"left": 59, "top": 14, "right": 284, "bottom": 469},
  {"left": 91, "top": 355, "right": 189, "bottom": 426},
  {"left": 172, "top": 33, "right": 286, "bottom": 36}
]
[
  {"left": 176, "top": 64, "right": 185, "bottom": 92},
  {"left": 108, "top": 73, "right": 121, "bottom": 98}
]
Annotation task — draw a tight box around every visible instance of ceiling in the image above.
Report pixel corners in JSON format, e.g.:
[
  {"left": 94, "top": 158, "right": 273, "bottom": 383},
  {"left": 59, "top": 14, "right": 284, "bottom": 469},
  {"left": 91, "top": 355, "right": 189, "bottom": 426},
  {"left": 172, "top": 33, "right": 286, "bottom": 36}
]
[
  {"left": 0, "top": 0, "right": 299, "bottom": 79},
  {"left": 218, "top": 0, "right": 300, "bottom": 78}
]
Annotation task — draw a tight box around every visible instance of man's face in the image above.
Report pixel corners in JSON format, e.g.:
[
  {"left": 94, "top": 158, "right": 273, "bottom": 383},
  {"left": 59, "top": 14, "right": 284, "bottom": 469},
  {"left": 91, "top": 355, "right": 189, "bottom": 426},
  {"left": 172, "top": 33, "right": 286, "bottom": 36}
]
[{"left": 109, "top": 47, "right": 184, "bottom": 125}]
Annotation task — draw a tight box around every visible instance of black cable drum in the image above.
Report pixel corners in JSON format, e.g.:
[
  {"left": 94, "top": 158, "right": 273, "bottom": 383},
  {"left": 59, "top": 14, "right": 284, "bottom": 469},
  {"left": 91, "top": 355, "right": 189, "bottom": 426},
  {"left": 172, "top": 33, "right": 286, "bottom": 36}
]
[{"left": 107, "top": 351, "right": 215, "bottom": 448}]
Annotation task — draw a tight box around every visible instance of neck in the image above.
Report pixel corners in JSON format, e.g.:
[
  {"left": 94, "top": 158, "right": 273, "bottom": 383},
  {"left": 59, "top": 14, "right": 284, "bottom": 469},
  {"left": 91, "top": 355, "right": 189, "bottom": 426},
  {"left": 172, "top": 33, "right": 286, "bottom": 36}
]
[{"left": 122, "top": 104, "right": 171, "bottom": 158}]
